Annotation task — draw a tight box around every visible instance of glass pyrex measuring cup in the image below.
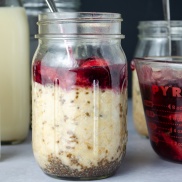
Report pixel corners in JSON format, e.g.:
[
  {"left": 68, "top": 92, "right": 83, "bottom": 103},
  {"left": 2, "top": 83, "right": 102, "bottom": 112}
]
[
  {"left": 133, "top": 21, "right": 182, "bottom": 137},
  {"left": 32, "top": 12, "right": 128, "bottom": 180},
  {"left": 135, "top": 57, "right": 182, "bottom": 162}
]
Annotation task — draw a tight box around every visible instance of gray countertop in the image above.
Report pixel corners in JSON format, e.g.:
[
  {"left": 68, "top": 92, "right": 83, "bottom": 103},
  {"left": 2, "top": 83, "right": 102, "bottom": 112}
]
[{"left": 1, "top": 100, "right": 182, "bottom": 182}]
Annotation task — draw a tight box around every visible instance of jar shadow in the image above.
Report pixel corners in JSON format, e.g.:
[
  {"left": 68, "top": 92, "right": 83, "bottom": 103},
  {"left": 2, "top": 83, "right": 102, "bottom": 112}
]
[
  {"left": 0, "top": 136, "right": 31, "bottom": 161},
  {"left": 115, "top": 138, "right": 160, "bottom": 176}
]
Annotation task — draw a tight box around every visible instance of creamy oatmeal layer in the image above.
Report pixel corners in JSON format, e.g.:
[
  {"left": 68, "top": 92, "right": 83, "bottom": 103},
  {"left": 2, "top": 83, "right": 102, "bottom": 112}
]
[
  {"left": 32, "top": 82, "right": 127, "bottom": 177},
  {"left": 132, "top": 71, "right": 148, "bottom": 137}
]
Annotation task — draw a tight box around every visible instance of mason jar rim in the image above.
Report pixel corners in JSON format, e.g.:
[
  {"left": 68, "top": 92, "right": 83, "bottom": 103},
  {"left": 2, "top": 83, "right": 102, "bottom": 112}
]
[
  {"left": 38, "top": 12, "right": 122, "bottom": 22},
  {"left": 134, "top": 56, "right": 182, "bottom": 69},
  {"left": 134, "top": 57, "right": 182, "bottom": 65},
  {"left": 35, "top": 34, "right": 125, "bottom": 39},
  {"left": 36, "top": 12, "right": 124, "bottom": 39},
  {"left": 137, "top": 20, "right": 182, "bottom": 37},
  {"left": 138, "top": 20, "right": 182, "bottom": 28}
]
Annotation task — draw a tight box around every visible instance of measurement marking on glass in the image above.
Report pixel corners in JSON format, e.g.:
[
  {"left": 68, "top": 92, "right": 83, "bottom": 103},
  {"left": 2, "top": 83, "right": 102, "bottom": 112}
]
[{"left": 144, "top": 100, "right": 168, "bottom": 108}]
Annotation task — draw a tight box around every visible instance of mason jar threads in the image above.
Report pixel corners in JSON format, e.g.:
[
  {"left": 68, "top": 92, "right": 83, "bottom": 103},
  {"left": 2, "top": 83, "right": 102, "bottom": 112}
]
[
  {"left": 133, "top": 21, "right": 182, "bottom": 137},
  {"left": 24, "top": 0, "right": 80, "bottom": 62},
  {"left": 32, "top": 12, "right": 128, "bottom": 180}
]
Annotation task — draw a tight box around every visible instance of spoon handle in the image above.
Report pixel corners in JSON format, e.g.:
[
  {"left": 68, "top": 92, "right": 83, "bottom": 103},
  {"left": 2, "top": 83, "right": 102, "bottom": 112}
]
[
  {"left": 45, "top": 0, "right": 58, "bottom": 12},
  {"left": 162, "top": 0, "right": 170, "bottom": 21}
]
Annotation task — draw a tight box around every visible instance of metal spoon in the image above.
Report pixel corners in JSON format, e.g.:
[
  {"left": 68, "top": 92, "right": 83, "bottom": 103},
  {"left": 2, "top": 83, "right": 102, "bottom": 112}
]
[
  {"left": 44, "top": 0, "right": 73, "bottom": 60},
  {"left": 45, "top": 0, "right": 58, "bottom": 12},
  {"left": 162, "top": 0, "right": 170, "bottom": 21},
  {"left": 162, "top": 0, "right": 171, "bottom": 56}
]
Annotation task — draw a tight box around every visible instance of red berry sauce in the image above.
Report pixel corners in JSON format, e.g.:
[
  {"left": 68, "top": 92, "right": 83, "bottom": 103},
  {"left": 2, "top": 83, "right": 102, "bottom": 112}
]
[
  {"left": 138, "top": 66, "right": 182, "bottom": 162},
  {"left": 33, "top": 57, "right": 127, "bottom": 91}
]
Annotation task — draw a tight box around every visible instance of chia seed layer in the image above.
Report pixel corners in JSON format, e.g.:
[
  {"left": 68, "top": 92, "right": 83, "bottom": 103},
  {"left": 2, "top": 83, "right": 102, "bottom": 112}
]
[{"left": 44, "top": 155, "right": 125, "bottom": 179}]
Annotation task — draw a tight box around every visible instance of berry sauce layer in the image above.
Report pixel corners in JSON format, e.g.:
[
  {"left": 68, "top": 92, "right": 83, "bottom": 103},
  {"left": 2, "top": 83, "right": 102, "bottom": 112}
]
[{"left": 33, "top": 57, "right": 127, "bottom": 91}]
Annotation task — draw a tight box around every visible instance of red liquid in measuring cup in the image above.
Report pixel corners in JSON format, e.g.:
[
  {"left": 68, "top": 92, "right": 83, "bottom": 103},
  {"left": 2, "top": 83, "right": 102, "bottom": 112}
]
[{"left": 139, "top": 67, "right": 182, "bottom": 162}]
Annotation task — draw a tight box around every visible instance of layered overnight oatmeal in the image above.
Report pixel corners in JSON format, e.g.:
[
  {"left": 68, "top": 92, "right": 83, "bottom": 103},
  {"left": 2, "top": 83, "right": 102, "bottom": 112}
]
[{"left": 32, "top": 57, "right": 127, "bottom": 179}]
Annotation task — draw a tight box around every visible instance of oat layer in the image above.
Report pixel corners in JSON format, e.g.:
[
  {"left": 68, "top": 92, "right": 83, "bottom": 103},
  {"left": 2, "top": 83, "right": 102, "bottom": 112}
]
[{"left": 32, "top": 82, "right": 127, "bottom": 178}]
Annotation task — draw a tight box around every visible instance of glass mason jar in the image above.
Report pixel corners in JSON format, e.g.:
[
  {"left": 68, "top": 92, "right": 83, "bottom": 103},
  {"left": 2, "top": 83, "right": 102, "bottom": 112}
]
[
  {"left": 133, "top": 21, "right": 182, "bottom": 137},
  {"left": 0, "top": 0, "right": 30, "bottom": 144},
  {"left": 32, "top": 12, "right": 127, "bottom": 180},
  {"left": 24, "top": 0, "right": 80, "bottom": 62}
]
